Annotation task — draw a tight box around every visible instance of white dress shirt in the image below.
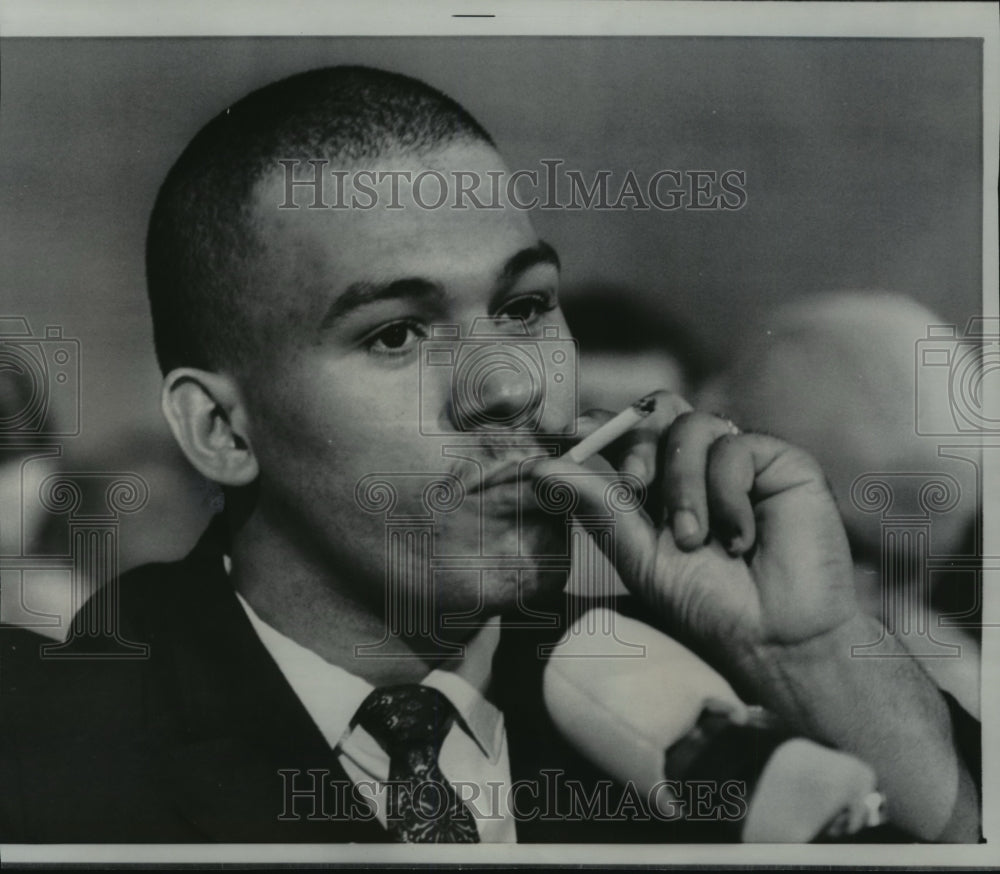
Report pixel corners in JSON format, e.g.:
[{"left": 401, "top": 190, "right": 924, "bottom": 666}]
[{"left": 233, "top": 587, "right": 517, "bottom": 842}]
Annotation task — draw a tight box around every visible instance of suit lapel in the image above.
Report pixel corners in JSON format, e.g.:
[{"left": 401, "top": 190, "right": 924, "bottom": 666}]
[
  {"left": 141, "top": 520, "right": 385, "bottom": 842},
  {"left": 495, "top": 599, "right": 616, "bottom": 842}
]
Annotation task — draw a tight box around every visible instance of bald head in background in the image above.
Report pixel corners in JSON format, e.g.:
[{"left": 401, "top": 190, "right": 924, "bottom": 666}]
[{"left": 700, "top": 292, "right": 978, "bottom": 560}]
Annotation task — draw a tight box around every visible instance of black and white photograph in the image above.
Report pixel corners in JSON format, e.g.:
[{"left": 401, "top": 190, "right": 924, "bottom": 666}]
[{"left": 0, "top": 1, "right": 997, "bottom": 866}]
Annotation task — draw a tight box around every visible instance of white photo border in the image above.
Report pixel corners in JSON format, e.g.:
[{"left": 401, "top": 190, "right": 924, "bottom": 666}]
[{"left": 0, "top": 0, "right": 997, "bottom": 867}]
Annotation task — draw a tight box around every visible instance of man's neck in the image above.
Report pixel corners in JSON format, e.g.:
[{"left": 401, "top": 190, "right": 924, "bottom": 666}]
[{"left": 228, "top": 514, "right": 480, "bottom": 686}]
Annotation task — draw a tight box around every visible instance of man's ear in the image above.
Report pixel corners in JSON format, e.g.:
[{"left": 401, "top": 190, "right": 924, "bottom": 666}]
[{"left": 161, "top": 368, "right": 259, "bottom": 487}]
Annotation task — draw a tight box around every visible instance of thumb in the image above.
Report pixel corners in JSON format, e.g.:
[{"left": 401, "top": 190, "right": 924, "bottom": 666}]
[{"left": 528, "top": 457, "right": 658, "bottom": 593}]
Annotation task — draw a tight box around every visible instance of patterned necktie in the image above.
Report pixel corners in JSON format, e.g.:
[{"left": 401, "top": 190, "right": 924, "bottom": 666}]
[{"left": 352, "top": 684, "right": 480, "bottom": 843}]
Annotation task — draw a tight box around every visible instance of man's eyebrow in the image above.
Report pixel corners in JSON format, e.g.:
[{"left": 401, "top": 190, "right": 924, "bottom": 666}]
[
  {"left": 494, "top": 240, "right": 561, "bottom": 295},
  {"left": 319, "top": 278, "right": 445, "bottom": 330},
  {"left": 318, "top": 241, "right": 560, "bottom": 330}
]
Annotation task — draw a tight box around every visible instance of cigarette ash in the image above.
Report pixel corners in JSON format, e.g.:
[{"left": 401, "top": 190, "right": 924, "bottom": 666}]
[{"left": 633, "top": 395, "right": 658, "bottom": 415}]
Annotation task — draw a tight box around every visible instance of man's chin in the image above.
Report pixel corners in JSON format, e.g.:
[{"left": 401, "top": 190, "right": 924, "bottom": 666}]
[
  {"left": 374, "top": 509, "right": 571, "bottom": 639},
  {"left": 427, "top": 564, "right": 568, "bottom": 626},
  {"left": 496, "top": 567, "right": 569, "bottom": 617}
]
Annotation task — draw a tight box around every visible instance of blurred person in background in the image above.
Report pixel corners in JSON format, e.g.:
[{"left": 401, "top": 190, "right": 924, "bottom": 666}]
[
  {"left": 700, "top": 291, "right": 982, "bottom": 715},
  {"left": 0, "top": 353, "right": 64, "bottom": 637},
  {"left": 560, "top": 287, "right": 719, "bottom": 599},
  {"left": 59, "top": 426, "right": 220, "bottom": 574},
  {"left": 1, "top": 359, "right": 215, "bottom": 638}
]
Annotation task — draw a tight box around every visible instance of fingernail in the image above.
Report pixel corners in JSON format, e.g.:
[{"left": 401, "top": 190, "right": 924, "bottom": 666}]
[
  {"left": 702, "top": 696, "right": 738, "bottom": 718},
  {"left": 673, "top": 509, "right": 700, "bottom": 542},
  {"left": 622, "top": 455, "right": 646, "bottom": 480},
  {"left": 727, "top": 536, "right": 743, "bottom": 555}
]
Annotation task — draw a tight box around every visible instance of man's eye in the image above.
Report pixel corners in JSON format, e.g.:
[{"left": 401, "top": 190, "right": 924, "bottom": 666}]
[
  {"left": 365, "top": 321, "right": 424, "bottom": 355},
  {"left": 497, "top": 293, "right": 556, "bottom": 323}
]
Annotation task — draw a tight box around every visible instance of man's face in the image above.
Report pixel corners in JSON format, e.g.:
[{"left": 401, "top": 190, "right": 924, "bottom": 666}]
[{"left": 237, "top": 141, "right": 576, "bottom": 626}]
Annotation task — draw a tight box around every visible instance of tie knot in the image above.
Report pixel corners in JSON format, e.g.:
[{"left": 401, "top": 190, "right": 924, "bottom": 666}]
[{"left": 353, "top": 684, "right": 457, "bottom": 754}]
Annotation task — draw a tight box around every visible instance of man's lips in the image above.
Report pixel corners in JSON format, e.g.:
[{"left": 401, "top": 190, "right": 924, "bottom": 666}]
[
  {"left": 463, "top": 455, "right": 543, "bottom": 495},
  {"left": 477, "top": 480, "right": 549, "bottom": 519},
  {"left": 464, "top": 455, "right": 574, "bottom": 522},
  {"left": 442, "top": 425, "right": 581, "bottom": 502}
]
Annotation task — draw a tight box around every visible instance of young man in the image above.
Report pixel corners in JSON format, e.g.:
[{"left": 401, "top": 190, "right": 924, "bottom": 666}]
[{"left": 0, "top": 66, "right": 979, "bottom": 844}]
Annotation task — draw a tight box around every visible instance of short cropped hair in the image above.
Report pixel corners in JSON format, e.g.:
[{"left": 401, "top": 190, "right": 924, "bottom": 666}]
[{"left": 146, "top": 65, "right": 494, "bottom": 374}]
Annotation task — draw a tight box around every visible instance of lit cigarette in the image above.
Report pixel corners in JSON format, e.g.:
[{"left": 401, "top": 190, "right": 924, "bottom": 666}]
[{"left": 563, "top": 394, "right": 657, "bottom": 464}]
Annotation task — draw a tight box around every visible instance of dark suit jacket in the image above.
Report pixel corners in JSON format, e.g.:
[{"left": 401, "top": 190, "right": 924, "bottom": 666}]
[{"left": 0, "top": 520, "right": 975, "bottom": 843}]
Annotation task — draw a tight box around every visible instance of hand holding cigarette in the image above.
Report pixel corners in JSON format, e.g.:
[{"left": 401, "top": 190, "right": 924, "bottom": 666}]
[
  {"left": 538, "top": 387, "right": 853, "bottom": 688},
  {"left": 535, "top": 389, "right": 972, "bottom": 839}
]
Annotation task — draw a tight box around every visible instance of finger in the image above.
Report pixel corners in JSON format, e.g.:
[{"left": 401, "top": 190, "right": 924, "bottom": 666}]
[
  {"left": 707, "top": 433, "right": 853, "bottom": 628},
  {"left": 527, "top": 456, "right": 657, "bottom": 591},
  {"left": 614, "top": 390, "right": 693, "bottom": 483},
  {"left": 738, "top": 433, "right": 829, "bottom": 502},
  {"left": 659, "top": 411, "right": 741, "bottom": 550},
  {"left": 572, "top": 409, "right": 616, "bottom": 438},
  {"left": 706, "top": 434, "right": 757, "bottom": 555},
  {"left": 555, "top": 409, "right": 614, "bottom": 458}
]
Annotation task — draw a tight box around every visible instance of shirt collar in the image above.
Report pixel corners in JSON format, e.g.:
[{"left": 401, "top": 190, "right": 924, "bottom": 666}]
[
  {"left": 422, "top": 619, "right": 504, "bottom": 762},
  {"left": 233, "top": 585, "right": 504, "bottom": 763}
]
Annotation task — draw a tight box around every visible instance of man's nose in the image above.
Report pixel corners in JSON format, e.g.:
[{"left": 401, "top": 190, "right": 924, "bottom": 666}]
[{"left": 449, "top": 345, "right": 545, "bottom": 431}]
